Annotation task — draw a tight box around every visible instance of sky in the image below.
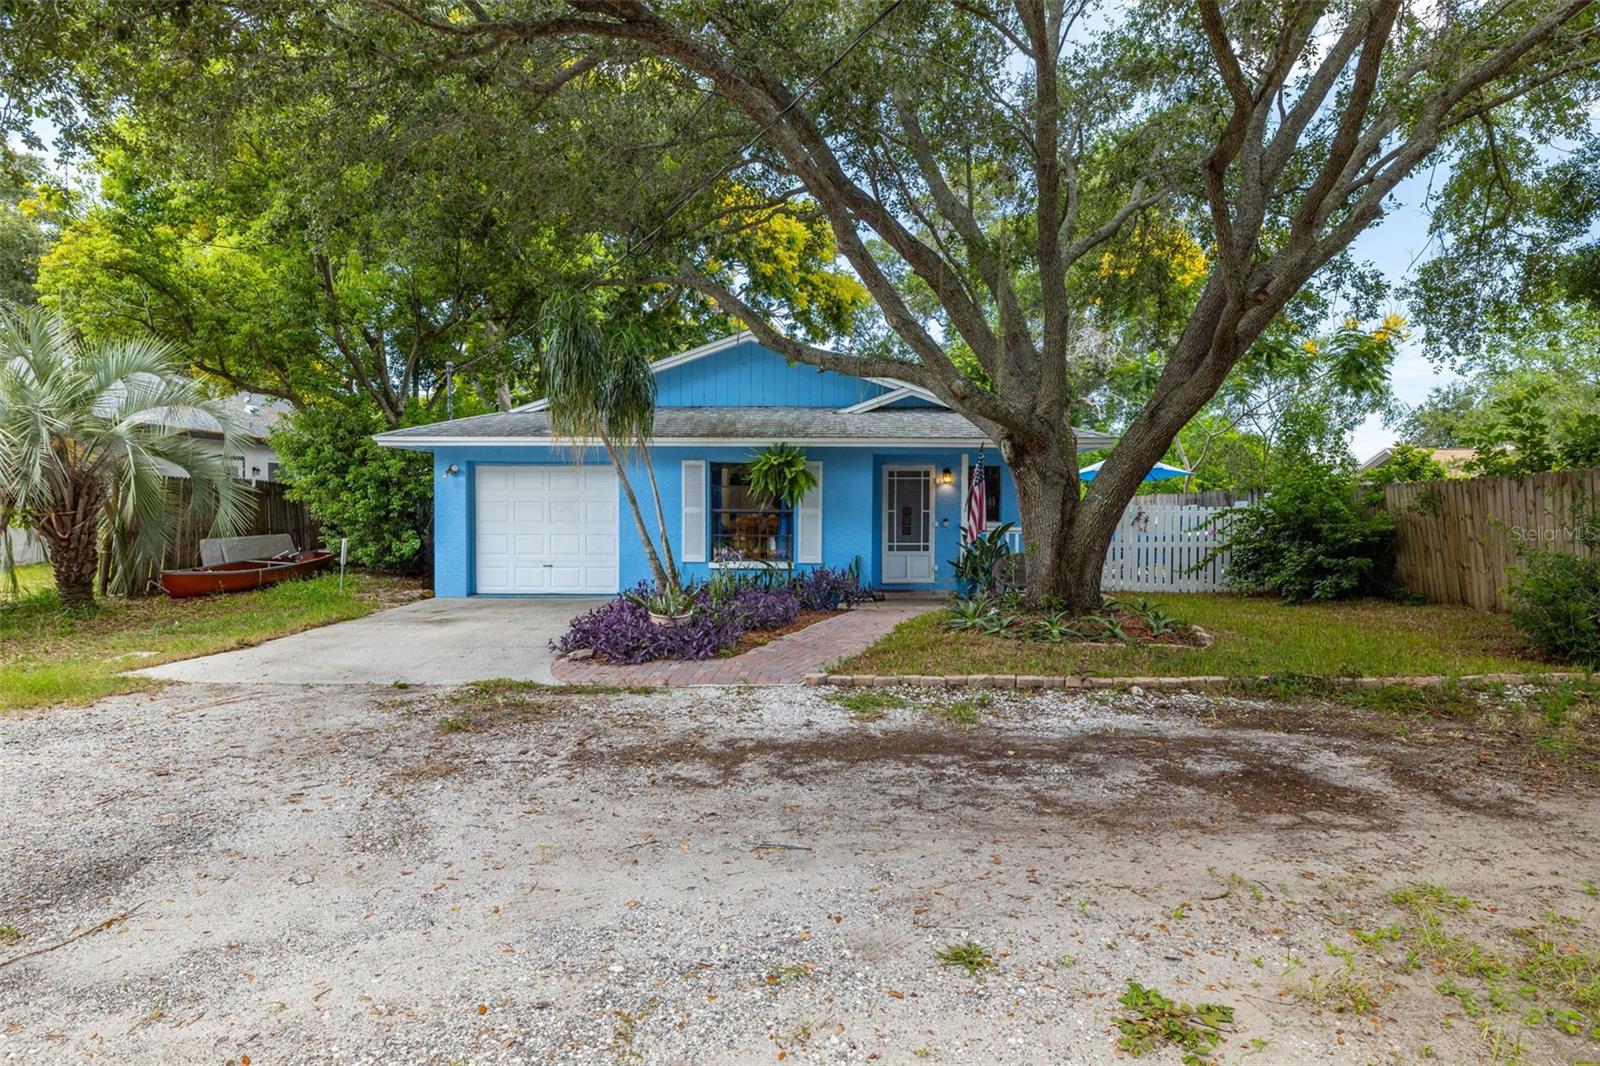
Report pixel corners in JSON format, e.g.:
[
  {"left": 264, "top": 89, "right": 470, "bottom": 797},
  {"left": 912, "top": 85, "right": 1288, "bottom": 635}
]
[{"left": 1342, "top": 172, "right": 1460, "bottom": 464}]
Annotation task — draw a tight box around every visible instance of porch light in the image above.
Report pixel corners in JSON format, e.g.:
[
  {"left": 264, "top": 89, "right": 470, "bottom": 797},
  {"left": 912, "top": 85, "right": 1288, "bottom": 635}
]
[
  {"left": 445, "top": 464, "right": 460, "bottom": 477},
  {"left": 940, "top": 467, "right": 954, "bottom": 486}
]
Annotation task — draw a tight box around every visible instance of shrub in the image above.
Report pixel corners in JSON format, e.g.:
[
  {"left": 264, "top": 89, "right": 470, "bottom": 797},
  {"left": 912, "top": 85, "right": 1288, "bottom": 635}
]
[
  {"left": 555, "top": 582, "right": 809, "bottom": 663},
  {"left": 730, "top": 587, "right": 801, "bottom": 630},
  {"left": 1220, "top": 461, "right": 1394, "bottom": 603},
  {"left": 790, "top": 564, "right": 872, "bottom": 611},
  {"left": 270, "top": 401, "right": 432, "bottom": 573},
  {"left": 1509, "top": 549, "right": 1600, "bottom": 667}
]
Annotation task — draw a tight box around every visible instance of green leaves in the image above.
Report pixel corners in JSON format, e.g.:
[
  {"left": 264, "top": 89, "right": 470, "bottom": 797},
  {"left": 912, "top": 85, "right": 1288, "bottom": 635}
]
[
  {"left": 1114, "top": 980, "right": 1234, "bottom": 1066},
  {"left": 744, "top": 443, "right": 815, "bottom": 507},
  {"left": 268, "top": 401, "right": 431, "bottom": 574},
  {"left": 0, "top": 304, "right": 251, "bottom": 600}
]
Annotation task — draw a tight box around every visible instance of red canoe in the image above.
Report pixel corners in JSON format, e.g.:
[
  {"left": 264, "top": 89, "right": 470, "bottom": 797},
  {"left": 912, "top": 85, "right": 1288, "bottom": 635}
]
[{"left": 160, "top": 550, "right": 336, "bottom": 598}]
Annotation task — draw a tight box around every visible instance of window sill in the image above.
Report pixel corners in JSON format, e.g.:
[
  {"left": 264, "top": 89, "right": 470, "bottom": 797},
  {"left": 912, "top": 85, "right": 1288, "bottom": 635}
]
[{"left": 709, "top": 561, "right": 794, "bottom": 571}]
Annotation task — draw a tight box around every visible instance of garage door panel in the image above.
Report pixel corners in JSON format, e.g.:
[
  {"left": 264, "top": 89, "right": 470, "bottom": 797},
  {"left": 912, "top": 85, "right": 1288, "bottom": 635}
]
[
  {"left": 512, "top": 500, "right": 547, "bottom": 523},
  {"left": 474, "top": 464, "right": 618, "bottom": 594},
  {"left": 510, "top": 467, "right": 546, "bottom": 492},
  {"left": 477, "top": 499, "right": 511, "bottom": 523},
  {"left": 477, "top": 565, "right": 511, "bottom": 593}
]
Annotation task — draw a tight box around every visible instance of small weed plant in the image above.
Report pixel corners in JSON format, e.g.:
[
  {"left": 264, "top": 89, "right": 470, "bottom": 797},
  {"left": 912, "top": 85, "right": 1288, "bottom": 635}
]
[{"left": 1114, "top": 980, "right": 1234, "bottom": 1065}]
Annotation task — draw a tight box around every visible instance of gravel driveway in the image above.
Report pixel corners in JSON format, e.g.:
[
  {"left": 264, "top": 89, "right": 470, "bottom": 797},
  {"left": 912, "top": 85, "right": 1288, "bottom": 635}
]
[{"left": 3, "top": 681, "right": 1597, "bottom": 1064}]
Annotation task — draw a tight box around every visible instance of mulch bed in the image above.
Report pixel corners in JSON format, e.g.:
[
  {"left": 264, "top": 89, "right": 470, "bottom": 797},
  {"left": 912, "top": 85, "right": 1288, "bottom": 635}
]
[
  {"left": 970, "top": 605, "right": 1210, "bottom": 648},
  {"left": 721, "top": 609, "right": 838, "bottom": 656}
]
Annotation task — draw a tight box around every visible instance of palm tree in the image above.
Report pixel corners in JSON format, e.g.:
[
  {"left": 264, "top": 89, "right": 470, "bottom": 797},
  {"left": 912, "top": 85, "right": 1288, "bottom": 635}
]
[
  {"left": 0, "top": 306, "right": 251, "bottom": 605},
  {"left": 541, "top": 302, "right": 680, "bottom": 595}
]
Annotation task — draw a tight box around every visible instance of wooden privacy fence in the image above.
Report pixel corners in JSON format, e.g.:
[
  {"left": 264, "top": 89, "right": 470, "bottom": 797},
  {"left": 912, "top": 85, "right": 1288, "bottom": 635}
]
[
  {"left": 162, "top": 479, "right": 318, "bottom": 571},
  {"left": 1383, "top": 467, "right": 1600, "bottom": 612}
]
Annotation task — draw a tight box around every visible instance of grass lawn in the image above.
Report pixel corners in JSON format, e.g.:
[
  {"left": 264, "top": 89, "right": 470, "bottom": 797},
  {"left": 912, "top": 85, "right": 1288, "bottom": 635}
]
[
  {"left": 835, "top": 593, "right": 1562, "bottom": 680},
  {"left": 1, "top": 565, "right": 426, "bottom": 712}
]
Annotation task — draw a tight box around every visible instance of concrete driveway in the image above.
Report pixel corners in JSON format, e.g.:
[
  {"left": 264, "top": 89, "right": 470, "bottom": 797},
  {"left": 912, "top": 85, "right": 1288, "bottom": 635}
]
[{"left": 137, "top": 596, "right": 603, "bottom": 686}]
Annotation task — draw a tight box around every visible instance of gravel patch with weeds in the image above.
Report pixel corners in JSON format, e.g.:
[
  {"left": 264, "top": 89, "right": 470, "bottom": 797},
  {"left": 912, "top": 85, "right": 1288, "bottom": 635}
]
[{"left": 2, "top": 681, "right": 1598, "bottom": 1064}]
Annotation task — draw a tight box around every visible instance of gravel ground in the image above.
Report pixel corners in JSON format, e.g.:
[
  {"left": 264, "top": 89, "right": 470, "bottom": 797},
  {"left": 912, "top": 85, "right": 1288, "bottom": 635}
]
[{"left": 3, "top": 681, "right": 1598, "bottom": 1065}]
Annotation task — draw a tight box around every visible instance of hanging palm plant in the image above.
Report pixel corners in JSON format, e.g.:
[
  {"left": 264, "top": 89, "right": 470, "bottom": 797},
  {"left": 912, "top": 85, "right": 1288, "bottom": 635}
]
[{"left": 746, "top": 443, "right": 816, "bottom": 506}]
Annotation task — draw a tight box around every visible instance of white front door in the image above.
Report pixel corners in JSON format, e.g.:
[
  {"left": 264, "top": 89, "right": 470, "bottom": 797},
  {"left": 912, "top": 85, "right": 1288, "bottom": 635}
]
[
  {"left": 882, "top": 465, "right": 935, "bottom": 583},
  {"left": 474, "top": 465, "right": 619, "bottom": 594}
]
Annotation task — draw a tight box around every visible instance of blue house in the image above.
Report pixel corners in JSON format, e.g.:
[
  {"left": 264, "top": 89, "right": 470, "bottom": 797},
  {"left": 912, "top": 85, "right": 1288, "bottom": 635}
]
[{"left": 374, "top": 333, "right": 1115, "bottom": 596}]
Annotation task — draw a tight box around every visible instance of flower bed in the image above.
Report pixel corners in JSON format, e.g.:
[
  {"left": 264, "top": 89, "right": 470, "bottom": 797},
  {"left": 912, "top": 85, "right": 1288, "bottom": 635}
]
[
  {"left": 554, "top": 566, "right": 872, "bottom": 664},
  {"left": 944, "top": 594, "right": 1208, "bottom": 647}
]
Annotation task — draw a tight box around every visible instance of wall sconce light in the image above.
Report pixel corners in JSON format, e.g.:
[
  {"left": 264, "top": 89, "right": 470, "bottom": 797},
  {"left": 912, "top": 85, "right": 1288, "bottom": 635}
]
[
  {"left": 940, "top": 467, "right": 954, "bottom": 486},
  {"left": 445, "top": 463, "right": 460, "bottom": 477}
]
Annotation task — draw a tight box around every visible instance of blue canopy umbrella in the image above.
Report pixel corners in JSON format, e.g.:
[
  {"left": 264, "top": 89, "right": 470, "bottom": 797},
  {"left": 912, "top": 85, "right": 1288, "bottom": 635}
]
[{"left": 1078, "top": 459, "right": 1190, "bottom": 482}]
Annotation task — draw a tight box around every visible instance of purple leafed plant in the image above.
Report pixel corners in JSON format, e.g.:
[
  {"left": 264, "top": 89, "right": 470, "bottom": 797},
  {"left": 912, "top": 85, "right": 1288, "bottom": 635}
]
[
  {"left": 555, "top": 567, "right": 866, "bottom": 665},
  {"left": 729, "top": 587, "right": 801, "bottom": 630},
  {"left": 790, "top": 565, "right": 872, "bottom": 611}
]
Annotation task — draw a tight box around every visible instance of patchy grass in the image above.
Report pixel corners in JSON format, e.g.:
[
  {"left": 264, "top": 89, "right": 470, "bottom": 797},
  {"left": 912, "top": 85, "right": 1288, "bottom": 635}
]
[
  {"left": 0, "top": 571, "right": 425, "bottom": 712},
  {"left": 838, "top": 595, "right": 1554, "bottom": 680},
  {"left": 935, "top": 940, "right": 997, "bottom": 977},
  {"left": 1113, "top": 980, "right": 1234, "bottom": 1064},
  {"left": 826, "top": 689, "right": 909, "bottom": 720},
  {"left": 1378, "top": 881, "right": 1600, "bottom": 1053},
  {"left": 926, "top": 696, "right": 985, "bottom": 726},
  {"left": 434, "top": 678, "right": 656, "bottom": 732}
]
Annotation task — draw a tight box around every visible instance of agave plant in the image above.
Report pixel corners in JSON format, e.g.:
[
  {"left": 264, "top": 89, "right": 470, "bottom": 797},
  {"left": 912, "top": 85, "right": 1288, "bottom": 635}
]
[{"left": 0, "top": 306, "right": 251, "bottom": 605}]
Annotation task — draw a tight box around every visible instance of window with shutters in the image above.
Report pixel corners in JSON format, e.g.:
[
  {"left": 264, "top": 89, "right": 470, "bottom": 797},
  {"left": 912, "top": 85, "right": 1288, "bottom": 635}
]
[{"left": 709, "top": 462, "right": 793, "bottom": 565}]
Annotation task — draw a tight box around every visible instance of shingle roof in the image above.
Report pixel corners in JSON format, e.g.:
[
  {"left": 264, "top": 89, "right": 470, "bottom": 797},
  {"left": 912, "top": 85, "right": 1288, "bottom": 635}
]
[{"left": 375, "top": 407, "right": 1117, "bottom": 450}]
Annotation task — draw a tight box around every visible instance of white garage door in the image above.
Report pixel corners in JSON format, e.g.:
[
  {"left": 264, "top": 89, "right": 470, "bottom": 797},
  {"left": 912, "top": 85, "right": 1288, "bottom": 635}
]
[{"left": 474, "top": 465, "right": 619, "bottom": 594}]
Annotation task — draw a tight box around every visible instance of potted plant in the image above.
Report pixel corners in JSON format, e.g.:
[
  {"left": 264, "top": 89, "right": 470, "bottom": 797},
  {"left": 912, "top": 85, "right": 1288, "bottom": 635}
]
[{"left": 625, "top": 578, "right": 700, "bottom": 626}]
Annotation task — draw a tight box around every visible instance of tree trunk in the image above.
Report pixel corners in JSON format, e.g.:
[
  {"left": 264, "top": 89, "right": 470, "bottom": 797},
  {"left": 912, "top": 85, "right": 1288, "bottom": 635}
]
[
  {"left": 1010, "top": 452, "right": 1100, "bottom": 613},
  {"left": 635, "top": 431, "right": 679, "bottom": 586},
  {"left": 600, "top": 436, "right": 678, "bottom": 594},
  {"left": 35, "top": 480, "right": 104, "bottom": 607}
]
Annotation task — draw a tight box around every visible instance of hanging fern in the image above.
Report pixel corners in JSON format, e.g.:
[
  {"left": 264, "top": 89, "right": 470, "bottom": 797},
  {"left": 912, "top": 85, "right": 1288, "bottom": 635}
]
[{"left": 746, "top": 442, "right": 817, "bottom": 506}]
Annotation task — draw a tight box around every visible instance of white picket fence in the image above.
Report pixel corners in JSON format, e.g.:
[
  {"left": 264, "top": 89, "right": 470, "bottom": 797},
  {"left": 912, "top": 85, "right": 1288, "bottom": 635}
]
[
  {"left": 1101, "top": 504, "right": 1235, "bottom": 592},
  {"left": 1002, "top": 503, "right": 1238, "bottom": 593}
]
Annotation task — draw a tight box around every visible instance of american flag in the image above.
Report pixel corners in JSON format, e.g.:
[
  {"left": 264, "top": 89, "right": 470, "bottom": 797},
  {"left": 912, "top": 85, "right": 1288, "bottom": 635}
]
[{"left": 964, "top": 443, "right": 986, "bottom": 545}]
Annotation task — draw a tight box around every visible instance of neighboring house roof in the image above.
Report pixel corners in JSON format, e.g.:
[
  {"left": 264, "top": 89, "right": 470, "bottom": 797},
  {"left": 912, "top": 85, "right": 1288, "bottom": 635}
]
[
  {"left": 1358, "top": 445, "right": 1479, "bottom": 475},
  {"left": 171, "top": 393, "right": 294, "bottom": 441},
  {"left": 376, "top": 406, "right": 1119, "bottom": 450}
]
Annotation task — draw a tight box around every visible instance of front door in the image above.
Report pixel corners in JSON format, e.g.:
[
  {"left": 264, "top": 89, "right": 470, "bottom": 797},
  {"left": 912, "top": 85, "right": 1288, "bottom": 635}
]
[{"left": 882, "top": 466, "right": 935, "bottom": 583}]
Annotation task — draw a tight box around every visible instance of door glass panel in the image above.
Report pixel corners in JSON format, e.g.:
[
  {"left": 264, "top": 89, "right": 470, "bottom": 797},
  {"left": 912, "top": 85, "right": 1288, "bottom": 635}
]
[{"left": 886, "top": 470, "right": 931, "bottom": 552}]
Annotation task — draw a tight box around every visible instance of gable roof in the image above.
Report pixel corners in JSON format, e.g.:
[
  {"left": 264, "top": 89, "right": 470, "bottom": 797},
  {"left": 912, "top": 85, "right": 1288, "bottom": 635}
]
[
  {"left": 513, "top": 331, "right": 946, "bottom": 415},
  {"left": 511, "top": 332, "right": 759, "bottom": 413},
  {"left": 375, "top": 405, "right": 1118, "bottom": 451}
]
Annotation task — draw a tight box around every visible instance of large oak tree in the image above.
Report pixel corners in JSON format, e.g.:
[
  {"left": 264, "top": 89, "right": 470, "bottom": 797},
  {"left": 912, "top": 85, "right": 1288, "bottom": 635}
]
[
  {"left": 11, "top": 0, "right": 1599, "bottom": 606},
  {"left": 357, "top": 0, "right": 1600, "bottom": 607}
]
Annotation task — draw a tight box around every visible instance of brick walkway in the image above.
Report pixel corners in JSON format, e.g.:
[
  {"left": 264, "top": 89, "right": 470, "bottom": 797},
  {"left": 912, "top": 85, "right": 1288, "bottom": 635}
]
[{"left": 550, "top": 598, "right": 938, "bottom": 686}]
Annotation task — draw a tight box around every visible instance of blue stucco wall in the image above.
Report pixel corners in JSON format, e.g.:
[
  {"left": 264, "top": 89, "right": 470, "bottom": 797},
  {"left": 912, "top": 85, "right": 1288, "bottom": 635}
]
[
  {"left": 428, "top": 443, "right": 1018, "bottom": 595},
  {"left": 653, "top": 339, "right": 886, "bottom": 408}
]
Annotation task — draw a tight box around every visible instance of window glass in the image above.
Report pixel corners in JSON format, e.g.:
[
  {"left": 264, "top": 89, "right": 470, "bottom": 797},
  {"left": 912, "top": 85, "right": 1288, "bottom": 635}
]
[{"left": 710, "top": 462, "right": 794, "bottom": 563}]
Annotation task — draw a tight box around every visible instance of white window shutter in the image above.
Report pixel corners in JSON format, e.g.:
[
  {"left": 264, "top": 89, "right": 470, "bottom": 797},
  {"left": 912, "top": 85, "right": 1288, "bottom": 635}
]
[
  {"left": 796, "top": 461, "right": 823, "bottom": 564},
  {"left": 681, "top": 460, "right": 707, "bottom": 562}
]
